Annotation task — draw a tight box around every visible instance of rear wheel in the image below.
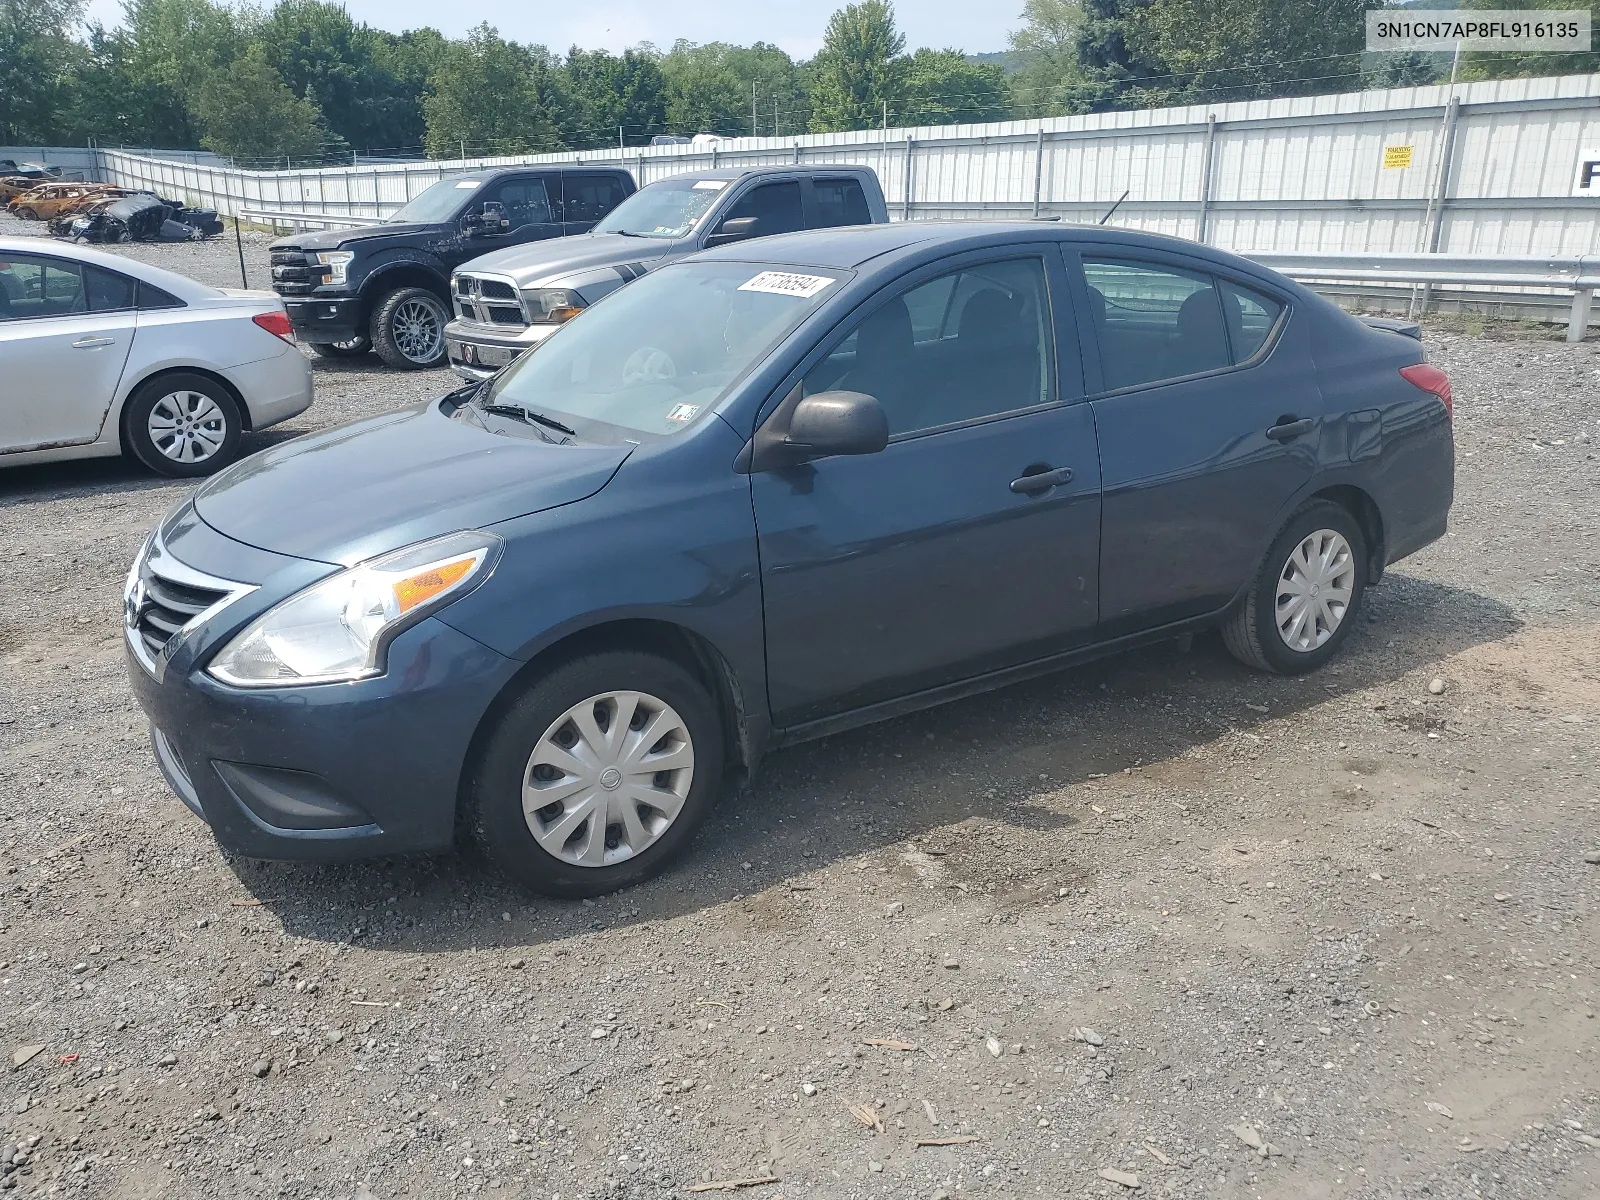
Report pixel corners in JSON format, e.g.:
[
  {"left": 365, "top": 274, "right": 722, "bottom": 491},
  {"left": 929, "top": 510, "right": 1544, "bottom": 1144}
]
[
  {"left": 123, "top": 372, "right": 244, "bottom": 478},
  {"left": 467, "top": 651, "right": 725, "bottom": 897},
  {"left": 310, "top": 335, "right": 371, "bottom": 359},
  {"left": 371, "top": 287, "right": 447, "bottom": 369},
  {"left": 1223, "top": 499, "right": 1367, "bottom": 675}
]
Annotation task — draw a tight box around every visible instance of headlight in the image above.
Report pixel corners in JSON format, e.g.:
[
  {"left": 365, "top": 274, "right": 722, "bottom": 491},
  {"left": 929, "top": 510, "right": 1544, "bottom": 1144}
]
[
  {"left": 208, "top": 531, "right": 501, "bottom": 688},
  {"left": 523, "top": 288, "right": 586, "bottom": 325},
  {"left": 314, "top": 250, "right": 355, "bottom": 285}
]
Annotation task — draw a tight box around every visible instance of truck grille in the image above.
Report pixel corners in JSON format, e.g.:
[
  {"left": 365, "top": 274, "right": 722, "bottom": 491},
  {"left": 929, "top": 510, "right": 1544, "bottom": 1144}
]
[
  {"left": 453, "top": 272, "right": 527, "bottom": 330},
  {"left": 269, "top": 248, "right": 316, "bottom": 295}
]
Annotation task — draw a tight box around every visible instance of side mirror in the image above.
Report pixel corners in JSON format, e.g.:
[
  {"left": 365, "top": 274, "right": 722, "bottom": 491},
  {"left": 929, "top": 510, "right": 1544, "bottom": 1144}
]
[
  {"left": 704, "top": 215, "right": 760, "bottom": 247},
  {"left": 751, "top": 390, "right": 888, "bottom": 470},
  {"left": 468, "top": 202, "right": 509, "bottom": 235}
]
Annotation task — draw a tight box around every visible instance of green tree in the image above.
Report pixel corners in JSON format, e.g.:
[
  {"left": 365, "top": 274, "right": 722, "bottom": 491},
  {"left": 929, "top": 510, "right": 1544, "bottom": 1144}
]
[
  {"left": 421, "top": 23, "right": 561, "bottom": 157},
  {"left": 659, "top": 40, "right": 750, "bottom": 136},
  {"left": 560, "top": 47, "right": 668, "bottom": 146},
  {"left": 1363, "top": 49, "right": 1448, "bottom": 88},
  {"left": 58, "top": 23, "right": 196, "bottom": 147},
  {"left": 122, "top": 0, "right": 250, "bottom": 109},
  {"left": 809, "top": 0, "right": 905, "bottom": 131},
  {"left": 0, "top": 0, "right": 83, "bottom": 142},
  {"left": 898, "top": 48, "right": 1011, "bottom": 125},
  {"left": 1070, "top": 0, "right": 1170, "bottom": 111},
  {"left": 1006, "top": 0, "right": 1087, "bottom": 116},
  {"left": 1461, "top": 0, "right": 1600, "bottom": 80},
  {"left": 1129, "top": 0, "right": 1372, "bottom": 106},
  {"left": 194, "top": 43, "right": 325, "bottom": 160}
]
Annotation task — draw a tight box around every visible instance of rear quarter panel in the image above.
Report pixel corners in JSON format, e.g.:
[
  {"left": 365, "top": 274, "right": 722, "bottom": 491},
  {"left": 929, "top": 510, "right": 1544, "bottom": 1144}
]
[{"left": 1307, "top": 296, "right": 1454, "bottom": 567}]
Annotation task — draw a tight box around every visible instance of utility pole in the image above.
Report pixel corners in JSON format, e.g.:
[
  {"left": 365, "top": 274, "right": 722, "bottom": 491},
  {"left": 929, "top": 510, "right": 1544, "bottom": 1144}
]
[
  {"left": 752, "top": 81, "right": 759, "bottom": 137},
  {"left": 774, "top": 97, "right": 780, "bottom": 138},
  {"left": 618, "top": 126, "right": 624, "bottom": 151},
  {"left": 883, "top": 99, "right": 889, "bottom": 132}
]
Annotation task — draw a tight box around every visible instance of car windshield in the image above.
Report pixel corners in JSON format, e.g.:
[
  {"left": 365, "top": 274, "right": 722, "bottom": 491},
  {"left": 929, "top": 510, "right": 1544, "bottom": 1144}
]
[
  {"left": 592, "top": 177, "right": 729, "bottom": 239},
  {"left": 484, "top": 261, "right": 848, "bottom": 439},
  {"left": 386, "top": 176, "right": 482, "bottom": 224}
]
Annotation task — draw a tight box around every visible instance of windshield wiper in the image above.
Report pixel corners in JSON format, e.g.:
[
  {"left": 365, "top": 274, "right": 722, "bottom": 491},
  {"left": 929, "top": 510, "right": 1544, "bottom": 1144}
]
[
  {"left": 479, "top": 402, "right": 577, "bottom": 441},
  {"left": 522, "top": 409, "right": 577, "bottom": 436}
]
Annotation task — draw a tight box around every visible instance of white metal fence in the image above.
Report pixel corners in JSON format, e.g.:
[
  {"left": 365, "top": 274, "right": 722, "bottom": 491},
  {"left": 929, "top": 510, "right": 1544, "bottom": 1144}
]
[{"left": 96, "top": 73, "right": 1600, "bottom": 264}]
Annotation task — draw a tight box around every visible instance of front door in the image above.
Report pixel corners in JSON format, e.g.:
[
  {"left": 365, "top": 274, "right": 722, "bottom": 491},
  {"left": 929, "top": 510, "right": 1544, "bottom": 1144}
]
[
  {"left": 0, "top": 253, "right": 136, "bottom": 453},
  {"left": 752, "top": 249, "right": 1102, "bottom": 728},
  {"left": 1076, "top": 251, "right": 1321, "bottom": 637},
  {"left": 460, "top": 174, "right": 563, "bottom": 260}
]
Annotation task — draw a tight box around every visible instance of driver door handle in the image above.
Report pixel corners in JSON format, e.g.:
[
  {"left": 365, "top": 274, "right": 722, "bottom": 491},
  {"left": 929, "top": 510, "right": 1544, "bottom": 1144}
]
[
  {"left": 1266, "top": 417, "right": 1314, "bottom": 442},
  {"left": 1010, "top": 465, "right": 1074, "bottom": 494},
  {"left": 72, "top": 336, "right": 116, "bottom": 349}
]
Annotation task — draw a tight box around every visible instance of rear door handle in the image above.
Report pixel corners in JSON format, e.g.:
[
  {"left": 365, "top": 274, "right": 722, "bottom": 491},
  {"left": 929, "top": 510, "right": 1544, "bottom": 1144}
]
[
  {"left": 72, "top": 336, "right": 116, "bottom": 349},
  {"left": 1266, "top": 418, "right": 1314, "bottom": 442},
  {"left": 1010, "top": 465, "right": 1074, "bottom": 494}
]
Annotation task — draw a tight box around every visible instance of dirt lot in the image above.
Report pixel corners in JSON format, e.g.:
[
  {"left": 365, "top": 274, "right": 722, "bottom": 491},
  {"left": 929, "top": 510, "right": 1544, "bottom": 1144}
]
[{"left": 0, "top": 217, "right": 1596, "bottom": 1200}]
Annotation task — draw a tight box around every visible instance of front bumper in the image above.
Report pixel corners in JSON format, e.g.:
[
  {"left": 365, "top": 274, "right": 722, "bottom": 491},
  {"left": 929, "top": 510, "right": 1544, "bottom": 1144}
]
[
  {"left": 444, "top": 318, "right": 558, "bottom": 381},
  {"left": 282, "top": 295, "right": 365, "bottom": 344},
  {"left": 124, "top": 525, "right": 522, "bottom": 862}
]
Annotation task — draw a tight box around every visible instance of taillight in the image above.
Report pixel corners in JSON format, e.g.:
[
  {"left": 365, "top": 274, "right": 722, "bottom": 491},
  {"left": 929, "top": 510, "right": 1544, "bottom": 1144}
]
[
  {"left": 252, "top": 310, "right": 294, "bottom": 342},
  {"left": 1399, "top": 363, "right": 1452, "bottom": 418}
]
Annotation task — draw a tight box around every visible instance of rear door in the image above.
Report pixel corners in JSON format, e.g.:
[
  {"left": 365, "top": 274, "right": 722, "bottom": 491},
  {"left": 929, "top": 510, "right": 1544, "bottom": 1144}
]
[
  {"left": 807, "top": 176, "right": 874, "bottom": 228},
  {"left": 752, "top": 245, "right": 1101, "bottom": 727},
  {"left": 558, "top": 173, "right": 632, "bottom": 235},
  {"left": 0, "top": 253, "right": 136, "bottom": 453},
  {"left": 1072, "top": 248, "right": 1320, "bottom": 637}
]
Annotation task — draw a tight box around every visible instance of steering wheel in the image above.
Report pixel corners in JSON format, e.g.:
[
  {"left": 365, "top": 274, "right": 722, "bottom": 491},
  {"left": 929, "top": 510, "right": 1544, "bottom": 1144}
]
[{"left": 621, "top": 346, "right": 678, "bottom": 386}]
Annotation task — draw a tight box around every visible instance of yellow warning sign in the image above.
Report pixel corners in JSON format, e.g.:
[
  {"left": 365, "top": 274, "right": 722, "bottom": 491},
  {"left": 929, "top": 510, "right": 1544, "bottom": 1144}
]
[{"left": 1383, "top": 145, "right": 1415, "bottom": 170}]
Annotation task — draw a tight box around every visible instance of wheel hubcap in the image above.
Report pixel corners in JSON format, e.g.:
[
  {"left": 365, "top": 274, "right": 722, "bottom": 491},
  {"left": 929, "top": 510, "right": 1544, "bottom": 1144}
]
[
  {"left": 392, "top": 298, "right": 443, "bottom": 362},
  {"left": 1275, "top": 528, "right": 1355, "bottom": 652},
  {"left": 147, "top": 390, "right": 226, "bottom": 463},
  {"left": 522, "top": 690, "right": 694, "bottom": 868}
]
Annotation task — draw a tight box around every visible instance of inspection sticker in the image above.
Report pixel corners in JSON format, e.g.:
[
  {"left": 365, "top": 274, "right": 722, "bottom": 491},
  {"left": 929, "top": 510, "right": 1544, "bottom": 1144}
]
[
  {"left": 665, "top": 403, "right": 701, "bottom": 423},
  {"left": 738, "top": 271, "right": 835, "bottom": 299},
  {"left": 453, "top": 179, "right": 482, "bottom": 189},
  {"left": 692, "top": 180, "right": 727, "bottom": 190}
]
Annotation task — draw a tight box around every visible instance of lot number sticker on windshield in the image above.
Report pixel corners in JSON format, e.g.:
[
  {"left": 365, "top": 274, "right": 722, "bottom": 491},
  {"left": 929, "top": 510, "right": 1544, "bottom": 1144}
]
[
  {"left": 738, "top": 271, "right": 835, "bottom": 299},
  {"left": 666, "top": 403, "right": 701, "bottom": 423},
  {"left": 454, "top": 180, "right": 482, "bottom": 189},
  {"left": 692, "top": 180, "right": 727, "bottom": 190}
]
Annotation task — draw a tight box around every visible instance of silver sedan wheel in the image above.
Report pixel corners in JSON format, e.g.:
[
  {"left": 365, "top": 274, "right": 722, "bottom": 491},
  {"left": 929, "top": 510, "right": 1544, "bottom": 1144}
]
[
  {"left": 147, "top": 390, "right": 228, "bottom": 464},
  {"left": 522, "top": 690, "right": 695, "bottom": 868},
  {"left": 1275, "top": 528, "right": 1356, "bottom": 652},
  {"left": 391, "top": 296, "right": 444, "bottom": 363}
]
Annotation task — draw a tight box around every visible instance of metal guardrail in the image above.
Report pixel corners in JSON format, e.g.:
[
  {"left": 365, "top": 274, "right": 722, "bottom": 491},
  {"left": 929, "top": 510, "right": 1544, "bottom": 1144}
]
[
  {"left": 1246, "top": 252, "right": 1600, "bottom": 342},
  {"left": 238, "top": 208, "right": 373, "bottom": 230}
]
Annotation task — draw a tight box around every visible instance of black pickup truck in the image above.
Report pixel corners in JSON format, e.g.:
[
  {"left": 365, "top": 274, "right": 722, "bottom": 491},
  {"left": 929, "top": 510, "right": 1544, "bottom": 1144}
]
[{"left": 267, "top": 165, "right": 635, "bottom": 369}]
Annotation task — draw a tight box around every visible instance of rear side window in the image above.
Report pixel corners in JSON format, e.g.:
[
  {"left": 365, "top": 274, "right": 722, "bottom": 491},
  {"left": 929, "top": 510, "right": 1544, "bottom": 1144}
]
[
  {"left": 1082, "top": 259, "right": 1229, "bottom": 390},
  {"left": 722, "top": 181, "right": 804, "bottom": 237},
  {"left": 86, "top": 265, "right": 137, "bottom": 312},
  {"left": 561, "top": 174, "right": 630, "bottom": 224},
  {"left": 1221, "top": 280, "right": 1283, "bottom": 362},
  {"left": 138, "top": 282, "right": 184, "bottom": 310},
  {"left": 812, "top": 177, "right": 871, "bottom": 227}
]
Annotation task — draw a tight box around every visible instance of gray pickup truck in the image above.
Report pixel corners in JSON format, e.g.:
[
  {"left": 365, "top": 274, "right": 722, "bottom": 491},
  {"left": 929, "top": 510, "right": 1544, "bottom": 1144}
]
[{"left": 444, "top": 165, "right": 888, "bottom": 380}]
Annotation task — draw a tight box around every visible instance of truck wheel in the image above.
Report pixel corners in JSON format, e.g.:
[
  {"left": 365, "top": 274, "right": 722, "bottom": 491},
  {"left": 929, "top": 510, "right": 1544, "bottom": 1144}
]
[
  {"left": 310, "top": 335, "right": 371, "bottom": 359},
  {"left": 371, "top": 287, "right": 448, "bottom": 369}
]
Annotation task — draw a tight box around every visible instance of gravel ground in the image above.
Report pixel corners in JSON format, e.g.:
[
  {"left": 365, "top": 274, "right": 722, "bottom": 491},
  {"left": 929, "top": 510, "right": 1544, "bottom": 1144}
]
[{"left": 0, "top": 218, "right": 1597, "bottom": 1200}]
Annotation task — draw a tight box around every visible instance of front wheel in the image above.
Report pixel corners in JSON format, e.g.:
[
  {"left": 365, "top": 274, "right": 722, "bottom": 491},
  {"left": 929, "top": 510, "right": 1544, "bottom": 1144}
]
[
  {"left": 371, "top": 287, "right": 448, "bottom": 369},
  {"left": 466, "top": 651, "right": 726, "bottom": 897},
  {"left": 310, "top": 335, "right": 371, "bottom": 359},
  {"left": 1223, "top": 499, "right": 1367, "bottom": 675},
  {"left": 123, "top": 373, "right": 244, "bottom": 477}
]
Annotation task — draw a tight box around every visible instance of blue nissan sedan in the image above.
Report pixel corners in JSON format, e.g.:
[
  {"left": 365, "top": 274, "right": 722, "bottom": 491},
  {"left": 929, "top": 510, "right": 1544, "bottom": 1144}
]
[{"left": 124, "top": 222, "right": 1454, "bottom": 896}]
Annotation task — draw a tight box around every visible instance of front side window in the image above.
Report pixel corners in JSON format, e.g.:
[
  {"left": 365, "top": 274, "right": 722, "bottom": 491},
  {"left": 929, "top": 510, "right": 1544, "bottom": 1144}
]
[
  {"left": 479, "top": 177, "right": 554, "bottom": 226},
  {"left": 812, "top": 177, "right": 872, "bottom": 228},
  {"left": 485, "top": 262, "right": 847, "bottom": 440},
  {"left": 593, "top": 178, "right": 727, "bottom": 239},
  {"left": 803, "top": 257, "right": 1055, "bottom": 437},
  {"left": 0, "top": 255, "right": 86, "bottom": 320},
  {"left": 720, "top": 182, "right": 803, "bottom": 237}
]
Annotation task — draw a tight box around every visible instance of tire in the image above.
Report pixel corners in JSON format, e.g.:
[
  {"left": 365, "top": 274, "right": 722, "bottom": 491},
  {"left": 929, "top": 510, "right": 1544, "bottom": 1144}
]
[
  {"left": 310, "top": 335, "right": 371, "bottom": 359},
  {"left": 370, "top": 286, "right": 448, "bottom": 369},
  {"left": 1223, "top": 499, "right": 1367, "bottom": 676},
  {"left": 467, "top": 650, "right": 727, "bottom": 898},
  {"left": 123, "top": 372, "right": 244, "bottom": 478}
]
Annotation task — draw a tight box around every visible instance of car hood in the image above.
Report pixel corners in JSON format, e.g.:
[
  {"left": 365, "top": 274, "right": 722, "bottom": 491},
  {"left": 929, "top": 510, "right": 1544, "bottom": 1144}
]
[
  {"left": 192, "top": 401, "right": 631, "bottom": 566},
  {"left": 461, "top": 233, "right": 675, "bottom": 288},
  {"left": 270, "top": 223, "right": 445, "bottom": 253}
]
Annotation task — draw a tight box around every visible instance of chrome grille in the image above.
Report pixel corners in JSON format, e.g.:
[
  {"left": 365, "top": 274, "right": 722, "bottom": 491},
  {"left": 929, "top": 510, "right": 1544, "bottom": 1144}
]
[
  {"left": 452, "top": 272, "right": 528, "bottom": 330},
  {"left": 124, "top": 533, "right": 255, "bottom": 680}
]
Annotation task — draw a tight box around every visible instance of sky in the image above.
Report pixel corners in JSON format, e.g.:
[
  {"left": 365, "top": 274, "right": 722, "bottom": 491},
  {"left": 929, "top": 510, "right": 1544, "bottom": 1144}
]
[{"left": 82, "top": 0, "right": 1023, "bottom": 57}]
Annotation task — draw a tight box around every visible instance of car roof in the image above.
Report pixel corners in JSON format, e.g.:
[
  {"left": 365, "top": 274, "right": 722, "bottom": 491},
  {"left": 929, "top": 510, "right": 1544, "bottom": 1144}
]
[
  {"left": 0, "top": 236, "right": 222, "bottom": 301},
  {"left": 650, "top": 164, "right": 875, "bottom": 186},
  {"left": 691, "top": 220, "right": 1292, "bottom": 282}
]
